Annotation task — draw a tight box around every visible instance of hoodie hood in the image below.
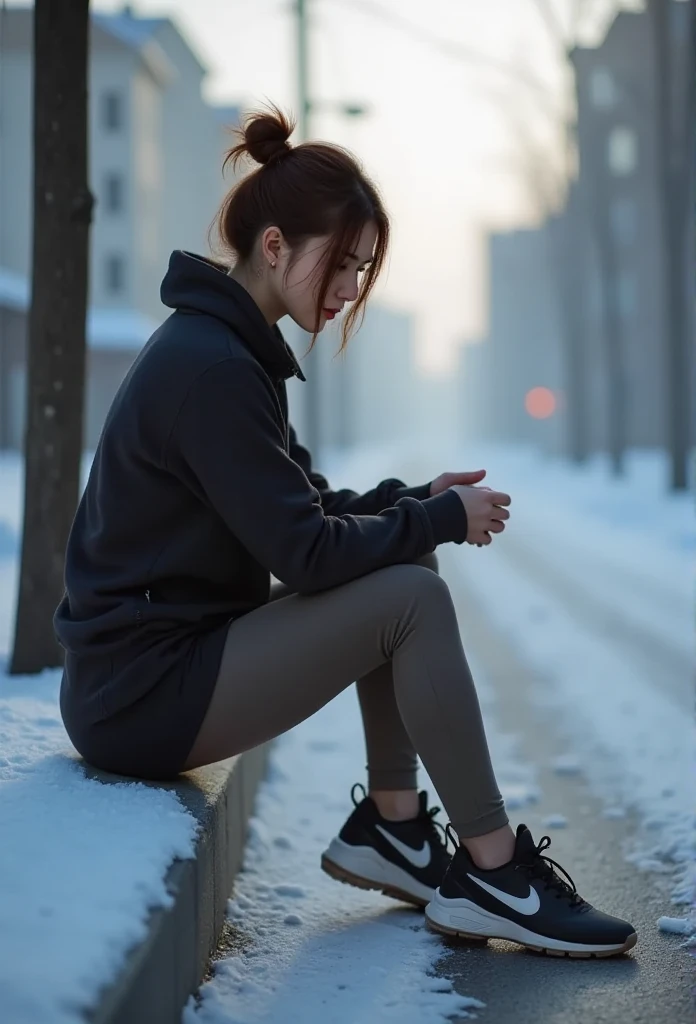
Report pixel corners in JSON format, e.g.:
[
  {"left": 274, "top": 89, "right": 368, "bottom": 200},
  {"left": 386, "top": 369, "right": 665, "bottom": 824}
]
[{"left": 160, "top": 250, "right": 306, "bottom": 382}]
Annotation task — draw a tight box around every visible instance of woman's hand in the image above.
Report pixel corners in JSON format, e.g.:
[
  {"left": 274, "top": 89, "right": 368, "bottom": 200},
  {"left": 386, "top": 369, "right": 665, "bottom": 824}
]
[
  {"left": 430, "top": 469, "right": 487, "bottom": 495},
  {"left": 448, "top": 482, "right": 511, "bottom": 546}
]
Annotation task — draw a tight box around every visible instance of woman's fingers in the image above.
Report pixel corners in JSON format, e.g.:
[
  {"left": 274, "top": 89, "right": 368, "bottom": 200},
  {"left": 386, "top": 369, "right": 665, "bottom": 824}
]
[
  {"left": 488, "top": 490, "right": 511, "bottom": 507},
  {"left": 463, "top": 486, "right": 511, "bottom": 546}
]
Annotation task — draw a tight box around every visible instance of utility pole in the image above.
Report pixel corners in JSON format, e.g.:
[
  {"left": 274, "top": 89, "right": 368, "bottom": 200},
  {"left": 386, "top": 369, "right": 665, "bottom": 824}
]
[
  {"left": 295, "top": 0, "right": 322, "bottom": 457},
  {"left": 297, "top": 0, "right": 310, "bottom": 142}
]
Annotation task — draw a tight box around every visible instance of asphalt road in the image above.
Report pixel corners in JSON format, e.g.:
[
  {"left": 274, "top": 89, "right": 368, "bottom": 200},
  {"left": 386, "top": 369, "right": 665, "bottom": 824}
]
[{"left": 431, "top": 557, "right": 693, "bottom": 1024}]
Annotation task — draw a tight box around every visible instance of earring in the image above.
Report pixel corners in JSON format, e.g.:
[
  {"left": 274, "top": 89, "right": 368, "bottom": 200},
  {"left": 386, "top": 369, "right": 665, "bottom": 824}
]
[{"left": 270, "top": 261, "right": 276, "bottom": 269}]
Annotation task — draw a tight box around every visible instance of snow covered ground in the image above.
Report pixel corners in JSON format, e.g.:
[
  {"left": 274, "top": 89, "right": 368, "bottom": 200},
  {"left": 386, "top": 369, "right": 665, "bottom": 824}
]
[
  {"left": 347, "top": 443, "right": 695, "bottom": 914},
  {"left": 343, "top": 444, "right": 695, "bottom": 903},
  {"left": 0, "top": 443, "right": 693, "bottom": 1023},
  {"left": 186, "top": 442, "right": 694, "bottom": 1022},
  {"left": 0, "top": 456, "right": 200, "bottom": 1024},
  {"left": 0, "top": 668, "right": 198, "bottom": 1024},
  {"left": 438, "top": 445, "right": 694, "bottom": 909}
]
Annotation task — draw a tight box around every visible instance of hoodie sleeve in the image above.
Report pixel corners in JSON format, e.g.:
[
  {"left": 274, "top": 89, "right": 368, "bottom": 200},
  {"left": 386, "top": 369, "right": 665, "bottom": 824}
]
[
  {"left": 288, "top": 424, "right": 433, "bottom": 516},
  {"left": 168, "top": 358, "right": 468, "bottom": 594}
]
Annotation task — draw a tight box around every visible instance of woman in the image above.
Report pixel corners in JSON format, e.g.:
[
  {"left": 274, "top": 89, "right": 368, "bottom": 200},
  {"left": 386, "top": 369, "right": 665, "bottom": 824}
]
[{"left": 55, "top": 107, "right": 636, "bottom": 958}]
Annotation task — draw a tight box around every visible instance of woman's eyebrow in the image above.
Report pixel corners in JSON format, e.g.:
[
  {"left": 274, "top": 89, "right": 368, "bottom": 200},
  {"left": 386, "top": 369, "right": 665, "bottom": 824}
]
[{"left": 345, "top": 251, "right": 374, "bottom": 264}]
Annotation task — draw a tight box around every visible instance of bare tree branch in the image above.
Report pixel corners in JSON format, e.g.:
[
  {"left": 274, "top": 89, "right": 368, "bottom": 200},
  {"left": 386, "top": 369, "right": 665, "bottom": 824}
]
[
  {"left": 569, "top": 0, "right": 593, "bottom": 41},
  {"left": 505, "top": 110, "right": 566, "bottom": 215},
  {"left": 526, "top": 0, "right": 570, "bottom": 50},
  {"left": 331, "top": 0, "right": 565, "bottom": 119}
]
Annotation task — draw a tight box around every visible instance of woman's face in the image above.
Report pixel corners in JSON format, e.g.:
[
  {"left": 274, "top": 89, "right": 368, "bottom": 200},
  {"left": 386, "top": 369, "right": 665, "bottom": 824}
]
[{"left": 277, "top": 220, "right": 378, "bottom": 333}]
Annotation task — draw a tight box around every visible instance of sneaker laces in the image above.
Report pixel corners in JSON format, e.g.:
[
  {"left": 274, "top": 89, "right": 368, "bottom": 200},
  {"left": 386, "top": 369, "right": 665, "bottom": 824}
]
[
  {"left": 424, "top": 805, "right": 450, "bottom": 851},
  {"left": 445, "top": 825, "right": 585, "bottom": 908},
  {"left": 517, "top": 836, "right": 586, "bottom": 909},
  {"left": 351, "top": 783, "right": 368, "bottom": 806},
  {"left": 353, "top": 784, "right": 450, "bottom": 851}
]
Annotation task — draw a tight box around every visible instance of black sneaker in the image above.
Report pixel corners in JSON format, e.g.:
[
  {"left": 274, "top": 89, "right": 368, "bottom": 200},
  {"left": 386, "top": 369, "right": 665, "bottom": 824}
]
[
  {"left": 321, "top": 784, "right": 451, "bottom": 907},
  {"left": 425, "top": 823, "right": 638, "bottom": 958}
]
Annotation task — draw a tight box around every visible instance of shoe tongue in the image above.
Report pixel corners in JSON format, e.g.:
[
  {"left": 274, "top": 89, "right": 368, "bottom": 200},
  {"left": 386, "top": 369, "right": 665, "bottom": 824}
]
[{"left": 514, "top": 824, "right": 538, "bottom": 862}]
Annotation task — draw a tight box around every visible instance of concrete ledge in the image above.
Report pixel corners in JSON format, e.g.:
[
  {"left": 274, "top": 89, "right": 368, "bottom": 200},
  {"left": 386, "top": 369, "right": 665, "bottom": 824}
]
[{"left": 83, "top": 743, "right": 271, "bottom": 1024}]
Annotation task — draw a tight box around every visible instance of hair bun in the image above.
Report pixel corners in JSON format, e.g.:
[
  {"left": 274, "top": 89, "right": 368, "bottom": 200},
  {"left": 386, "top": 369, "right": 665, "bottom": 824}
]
[{"left": 242, "top": 106, "right": 294, "bottom": 166}]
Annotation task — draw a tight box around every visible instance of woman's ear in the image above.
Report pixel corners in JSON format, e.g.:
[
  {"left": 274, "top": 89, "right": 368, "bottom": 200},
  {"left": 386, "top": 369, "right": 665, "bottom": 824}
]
[{"left": 261, "top": 225, "right": 284, "bottom": 265}]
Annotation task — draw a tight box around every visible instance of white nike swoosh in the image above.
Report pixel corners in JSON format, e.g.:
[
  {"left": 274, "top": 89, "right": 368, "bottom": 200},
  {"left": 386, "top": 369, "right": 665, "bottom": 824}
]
[
  {"left": 375, "top": 825, "right": 432, "bottom": 869},
  {"left": 466, "top": 873, "right": 541, "bottom": 915}
]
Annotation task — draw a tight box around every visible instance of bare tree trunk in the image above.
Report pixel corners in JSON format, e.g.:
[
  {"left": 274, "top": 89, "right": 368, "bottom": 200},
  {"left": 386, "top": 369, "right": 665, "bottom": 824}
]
[
  {"left": 570, "top": 89, "right": 627, "bottom": 477},
  {"left": 649, "top": 0, "right": 695, "bottom": 491},
  {"left": 496, "top": 93, "right": 591, "bottom": 464},
  {"left": 9, "top": 0, "right": 93, "bottom": 675},
  {"left": 547, "top": 182, "right": 590, "bottom": 464},
  {"left": 590, "top": 164, "right": 626, "bottom": 477}
]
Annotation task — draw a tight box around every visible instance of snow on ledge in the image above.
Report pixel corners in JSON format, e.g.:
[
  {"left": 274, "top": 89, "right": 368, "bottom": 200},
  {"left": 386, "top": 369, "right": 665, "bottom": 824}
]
[
  {"left": 0, "top": 667, "right": 198, "bottom": 1024},
  {"left": 0, "top": 266, "right": 29, "bottom": 312},
  {"left": 87, "top": 308, "right": 161, "bottom": 351},
  {"left": 0, "top": 266, "right": 161, "bottom": 351}
]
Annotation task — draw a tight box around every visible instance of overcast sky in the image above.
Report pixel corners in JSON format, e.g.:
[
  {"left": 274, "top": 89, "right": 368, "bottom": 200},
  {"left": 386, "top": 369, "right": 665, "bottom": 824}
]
[{"left": 89, "top": 1, "right": 633, "bottom": 369}]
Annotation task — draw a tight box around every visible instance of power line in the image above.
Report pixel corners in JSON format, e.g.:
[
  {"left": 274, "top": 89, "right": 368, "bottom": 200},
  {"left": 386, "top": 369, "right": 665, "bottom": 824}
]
[{"left": 327, "top": 0, "right": 566, "bottom": 122}]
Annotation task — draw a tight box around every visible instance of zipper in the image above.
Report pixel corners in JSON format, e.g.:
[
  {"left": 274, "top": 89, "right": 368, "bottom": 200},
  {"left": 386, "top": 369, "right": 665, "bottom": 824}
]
[{"left": 274, "top": 377, "right": 290, "bottom": 451}]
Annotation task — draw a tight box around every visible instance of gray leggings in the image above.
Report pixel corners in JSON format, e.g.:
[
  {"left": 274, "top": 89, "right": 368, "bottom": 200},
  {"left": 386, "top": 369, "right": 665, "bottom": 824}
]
[{"left": 184, "top": 553, "right": 508, "bottom": 838}]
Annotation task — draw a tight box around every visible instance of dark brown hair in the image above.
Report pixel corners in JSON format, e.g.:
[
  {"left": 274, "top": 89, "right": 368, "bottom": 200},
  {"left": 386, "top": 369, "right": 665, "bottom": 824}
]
[{"left": 214, "top": 104, "right": 389, "bottom": 350}]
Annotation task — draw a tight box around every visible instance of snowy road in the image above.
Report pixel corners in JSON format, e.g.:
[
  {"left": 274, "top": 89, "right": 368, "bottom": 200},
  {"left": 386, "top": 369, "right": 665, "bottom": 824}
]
[
  {"left": 0, "top": 446, "right": 692, "bottom": 1023},
  {"left": 186, "top": 446, "right": 694, "bottom": 1024},
  {"left": 437, "top": 548, "right": 693, "bottom": 1024}
]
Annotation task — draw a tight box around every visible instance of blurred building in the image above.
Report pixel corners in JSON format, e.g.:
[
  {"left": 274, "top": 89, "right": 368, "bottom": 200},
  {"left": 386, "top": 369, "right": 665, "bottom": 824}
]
[
  {"left": 284, "top": 303, "right": 424, "bottom": 455},
  {"left": 457, "top": 226, "right": 566, "bottom": 455},
  {"left": 461, "top": 7, "right": 691, "bottom": 461},
  {"left": 0, "top": 6, "right": 238, "bottom": 449},
  {"left": 456, "top": 336, "right": 489, "bottom": 445},
  {"left": 571, "top": 8, "right": 668, "bottom": 451}
]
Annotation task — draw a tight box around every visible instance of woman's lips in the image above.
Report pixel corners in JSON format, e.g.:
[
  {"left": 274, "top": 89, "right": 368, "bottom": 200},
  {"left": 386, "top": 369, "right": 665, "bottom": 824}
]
[{"left": 323, "top": 309, "right": 337, "bottom": 320}]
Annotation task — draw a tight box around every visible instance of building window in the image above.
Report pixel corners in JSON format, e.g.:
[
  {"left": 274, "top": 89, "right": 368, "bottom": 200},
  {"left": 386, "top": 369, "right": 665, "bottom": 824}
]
[
  {"left": 105, "top": 254, "right": 125, "bottom": 294},
  {"left": 610, "top": 197, "right": 637, "bottom": 246},
  {"left": 590, "top": 68, "right": 616, "bottom": 109},
  {"left": 102, "top": 91, "right": 124, "bottom": 132},
  {"left": 607, "top": 126, "right": 638, "bottom": 176},
  {"left": 104, "top": 172, "right": 124, "bottom": 213}
]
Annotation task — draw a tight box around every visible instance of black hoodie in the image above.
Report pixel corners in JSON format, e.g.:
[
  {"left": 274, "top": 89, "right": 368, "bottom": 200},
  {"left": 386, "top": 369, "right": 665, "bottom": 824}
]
[{"left": 54, "top": 251, "right": 468, "bottom": 724}]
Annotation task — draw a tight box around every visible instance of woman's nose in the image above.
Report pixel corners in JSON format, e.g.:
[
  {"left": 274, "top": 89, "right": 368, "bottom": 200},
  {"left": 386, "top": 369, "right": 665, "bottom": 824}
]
[{"left": 337, "top": 277, "right": 359, "bottom": 302}]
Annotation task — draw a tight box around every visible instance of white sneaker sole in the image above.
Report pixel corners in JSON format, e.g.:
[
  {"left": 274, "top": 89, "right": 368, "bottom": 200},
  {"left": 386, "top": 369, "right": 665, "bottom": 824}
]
[
  {"left": 321, "top": 837, "right": 437, "bottom": 908},
  {"left": 425, "top": 890, "right": 638, "bottom": 958}
]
